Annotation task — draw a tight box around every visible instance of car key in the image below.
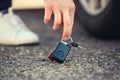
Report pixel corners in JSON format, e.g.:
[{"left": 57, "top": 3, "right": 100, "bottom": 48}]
[
  {"left": 48, "top": 37, "right": 86, "bottom": 63},
  {"left": 69, "top": 37, "right": 87, "bottom": 50},
  {"left": 53, "top": 42, "right": 71, "bottom": 63},
  {"left": 48, "top": 41, "right": 71, "bottom": 63},
  {"left": 71, "top": 42, "right": 87, "bottom": 50},
  {"left": 48, "top": 38, "right": 74, "bottom": 63}
]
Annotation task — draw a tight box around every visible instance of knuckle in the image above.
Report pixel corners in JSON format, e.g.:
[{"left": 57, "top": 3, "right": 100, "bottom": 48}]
[
  {"left": 60, "top": 4, "right": 67, "bottom": 10},
  {"left": 69, "top": 4, "right": 76, "bottom": 12},
  {"left": 65, "top": 20, "right": 71, "bottom": 26},
  {"left": 46, "top": 4, "right": 52, "bottom": 10}
]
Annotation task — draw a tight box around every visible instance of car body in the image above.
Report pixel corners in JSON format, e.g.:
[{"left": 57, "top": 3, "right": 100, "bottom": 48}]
[{"left": 12, "top": 0, "right": 44, "bottom": 9}]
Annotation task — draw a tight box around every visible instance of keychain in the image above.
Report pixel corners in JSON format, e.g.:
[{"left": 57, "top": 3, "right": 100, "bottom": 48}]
[{"left": 48, "top": 37, "right": 86, "bottom": 63}]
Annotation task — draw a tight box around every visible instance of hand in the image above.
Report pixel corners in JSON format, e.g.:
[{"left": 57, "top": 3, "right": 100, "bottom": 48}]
[{"left": 44, "top": 0, "right": 75, "bottom": 41}]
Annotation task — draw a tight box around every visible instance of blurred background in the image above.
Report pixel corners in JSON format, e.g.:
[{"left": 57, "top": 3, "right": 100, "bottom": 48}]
[
  {"left": 12, "top": 0, "right": 44, "bottom": 10},
  {"left": 0, "top": 0, "right": 120, "bottom": 80}
]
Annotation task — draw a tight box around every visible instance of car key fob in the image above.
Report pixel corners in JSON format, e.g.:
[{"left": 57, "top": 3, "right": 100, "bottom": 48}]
[{"left": 48, "top": 41, "right": 71, "bottom": 63}]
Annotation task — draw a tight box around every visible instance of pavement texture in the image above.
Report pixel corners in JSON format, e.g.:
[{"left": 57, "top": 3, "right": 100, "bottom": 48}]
[{"left": 0, "top": 9, "right": 120, "bottom": 80}]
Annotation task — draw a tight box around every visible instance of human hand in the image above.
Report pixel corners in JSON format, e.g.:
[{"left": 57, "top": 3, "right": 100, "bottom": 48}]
[{"left": 44, "top": 0, "right": 75, "bottom": 41}]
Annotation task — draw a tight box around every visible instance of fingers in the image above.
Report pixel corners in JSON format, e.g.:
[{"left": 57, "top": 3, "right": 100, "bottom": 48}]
[
  {"left": 44, "top": 5, "right": 52, "bottom": 24},
  {"left": 62, "top": 8, "right": 72, "bottom": 41},
  {"left": 69, "top": 3, "right": 76, "bottom": 26},
  {"left": 62, "top": 3, "right": 75, "bottom": 41},
  {"left": 52, "top": 10, "right": 62, "bottom": 31},
  {"left": 44, "top": 0, "right": 75, "bottom": 41}
]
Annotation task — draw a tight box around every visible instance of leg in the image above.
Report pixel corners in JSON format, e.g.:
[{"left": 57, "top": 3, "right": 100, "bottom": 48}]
[{"left": 0, "top": 0, "right": 11, "bottom": 11}]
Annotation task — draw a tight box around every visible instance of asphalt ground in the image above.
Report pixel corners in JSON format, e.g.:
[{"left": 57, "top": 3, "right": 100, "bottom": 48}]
[{"left": 0, "top": 9, "right": 120, "bottom": 80}]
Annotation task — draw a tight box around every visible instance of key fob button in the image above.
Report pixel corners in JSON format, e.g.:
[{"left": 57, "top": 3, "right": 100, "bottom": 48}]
[{"left": 57, "top": 50, "right": 64, "bottom": 57}]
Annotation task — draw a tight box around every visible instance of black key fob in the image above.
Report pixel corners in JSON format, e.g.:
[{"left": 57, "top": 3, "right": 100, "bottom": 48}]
[{"left": 48, "top": 41, "right": 71, "bottom": 63}]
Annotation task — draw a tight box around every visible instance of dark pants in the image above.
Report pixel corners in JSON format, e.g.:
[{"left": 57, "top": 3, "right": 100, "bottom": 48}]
[{"left": 0, "top": 0, "right": 11, "bottom": 11}]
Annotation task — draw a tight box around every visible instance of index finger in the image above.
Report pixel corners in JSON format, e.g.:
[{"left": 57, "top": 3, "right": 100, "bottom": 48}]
[{"left": 62, "top": 8, "right": 73, "bottom": 41}]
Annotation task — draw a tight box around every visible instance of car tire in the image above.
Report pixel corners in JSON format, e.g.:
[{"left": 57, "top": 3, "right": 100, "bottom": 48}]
[{"left": 74, "top": 0, "right": 120, "bottom": 39}]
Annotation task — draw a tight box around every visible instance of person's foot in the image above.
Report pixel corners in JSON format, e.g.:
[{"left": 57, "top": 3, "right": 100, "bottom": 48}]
[{"left": 0, "top": 8, "right": 39, "bottom": 45}]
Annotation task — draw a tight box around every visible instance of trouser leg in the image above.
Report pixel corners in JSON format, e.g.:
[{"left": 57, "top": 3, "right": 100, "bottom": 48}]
[{"left": 0, "top": 0, "right": 11, "bottom": 11}]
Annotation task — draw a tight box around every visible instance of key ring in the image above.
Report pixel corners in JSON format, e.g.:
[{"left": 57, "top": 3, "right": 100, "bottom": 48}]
[{"left": 61, "top": 37, "right": 73, "bottom": 45}]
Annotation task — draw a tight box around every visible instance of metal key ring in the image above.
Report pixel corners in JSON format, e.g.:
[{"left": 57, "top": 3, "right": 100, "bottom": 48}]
[{"left": 61, "top": 37, "right": 73, "bottom": 45}]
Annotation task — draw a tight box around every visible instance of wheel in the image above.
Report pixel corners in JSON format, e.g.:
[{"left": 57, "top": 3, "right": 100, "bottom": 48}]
[{"left": 74, "top": 0, "right": 120, "bottom": 39}]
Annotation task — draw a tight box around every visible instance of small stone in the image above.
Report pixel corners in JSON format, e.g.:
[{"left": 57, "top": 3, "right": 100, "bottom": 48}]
[
  {"left": 1, "top": 47, "right": 5, "bottom": 52},
  {"left": 26, "top": 50, "right": 30, "bottom": 53},
  {"left": 19, "top": 53, "right": 24, "bottom": 55}
]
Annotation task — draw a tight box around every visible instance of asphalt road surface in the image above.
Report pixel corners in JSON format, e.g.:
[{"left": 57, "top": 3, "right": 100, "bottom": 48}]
[{"left": 0, "top": 9, "right": 120, "bottom": 80}]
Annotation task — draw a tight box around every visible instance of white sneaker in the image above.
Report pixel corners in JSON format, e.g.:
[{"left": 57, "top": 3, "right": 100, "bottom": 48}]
[{"left": 0, "top": 9, "right": 39, "bottom": 45}]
